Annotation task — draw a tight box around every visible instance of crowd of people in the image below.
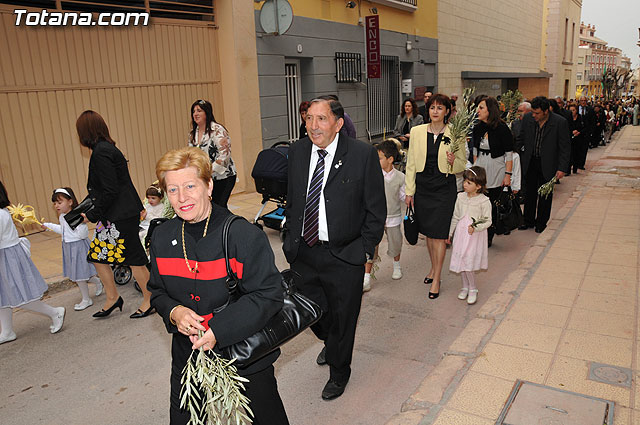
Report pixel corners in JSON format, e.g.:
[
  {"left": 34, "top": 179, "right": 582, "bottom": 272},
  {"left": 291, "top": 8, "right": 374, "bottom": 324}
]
[{"left": 1, "top": 90, "right": 638, "bottom": 424}]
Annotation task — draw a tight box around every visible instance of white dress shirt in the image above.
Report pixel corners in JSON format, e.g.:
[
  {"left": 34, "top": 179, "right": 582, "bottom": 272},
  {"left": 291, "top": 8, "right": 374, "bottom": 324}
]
[{"left": 304, "top": 133, "right": 340, "bottom": 242}]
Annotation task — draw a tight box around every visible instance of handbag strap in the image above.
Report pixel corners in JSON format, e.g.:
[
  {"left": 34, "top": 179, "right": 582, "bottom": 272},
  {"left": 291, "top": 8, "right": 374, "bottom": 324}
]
[
  {"left": 222, "top": 214, "right": 242, "bottom": 297},
  {"left": 405, "top": 204, "right": 414, "bottom": 218}
]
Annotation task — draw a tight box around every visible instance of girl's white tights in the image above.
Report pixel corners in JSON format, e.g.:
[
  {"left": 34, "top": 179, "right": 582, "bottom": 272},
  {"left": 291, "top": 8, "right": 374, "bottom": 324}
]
[
  {"left": 0, "top": 307, "right": 13, "bottom": 337},
  {"left": 461, "top": 271, "right": 476, "bottom": 291},
  {"left": 0, "top": 301, "right": 57, "bottom": 336},
  {"left": 77, "top": 280, "right": 91, "bottom": 302}
]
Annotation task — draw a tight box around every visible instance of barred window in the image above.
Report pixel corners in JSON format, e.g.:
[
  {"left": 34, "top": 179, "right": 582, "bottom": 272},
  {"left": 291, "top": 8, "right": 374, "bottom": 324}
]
[{"left": 335, "top": 52, "right": 362, "bottom": 83}]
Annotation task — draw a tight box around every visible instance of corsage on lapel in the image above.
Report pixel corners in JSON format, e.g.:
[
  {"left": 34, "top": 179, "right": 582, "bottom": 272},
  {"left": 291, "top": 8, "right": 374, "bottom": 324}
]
[
  {"left": 442, "top": 136, "right": 451, "bottom": 146},
  {"left": 334, "top": 159, "right": 343, "bottom": 170}
]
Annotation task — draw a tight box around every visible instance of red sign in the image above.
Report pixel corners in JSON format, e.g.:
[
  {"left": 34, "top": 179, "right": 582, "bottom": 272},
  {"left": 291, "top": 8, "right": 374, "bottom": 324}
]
[{"left": 365, "top": 15, "right": 380, "bottom": 79}]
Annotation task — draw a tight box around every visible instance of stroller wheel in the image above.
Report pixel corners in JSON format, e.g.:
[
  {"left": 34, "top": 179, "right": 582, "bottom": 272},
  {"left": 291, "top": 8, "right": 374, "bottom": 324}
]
[
  {"left": 253, "top": 222, "right": 263, "bottom": 230},
  {"left": 114, "top": 265, "right": 132, "bottom": 285}
]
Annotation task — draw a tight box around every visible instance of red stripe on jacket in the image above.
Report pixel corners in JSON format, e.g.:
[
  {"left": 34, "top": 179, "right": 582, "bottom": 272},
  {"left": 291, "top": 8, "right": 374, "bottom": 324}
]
[{"left": 156, "top": 257, "right": 244, "bottom": 280}]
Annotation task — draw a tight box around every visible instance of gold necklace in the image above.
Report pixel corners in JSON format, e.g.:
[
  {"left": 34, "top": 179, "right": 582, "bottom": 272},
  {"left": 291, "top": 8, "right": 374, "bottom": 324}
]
[{"left": 181, "top": 209, "right": 212, "bottom": 274}]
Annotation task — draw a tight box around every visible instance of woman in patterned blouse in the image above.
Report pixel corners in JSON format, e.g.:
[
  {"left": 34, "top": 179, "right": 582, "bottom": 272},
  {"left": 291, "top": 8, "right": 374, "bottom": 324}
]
[{"left": 188, "top": 99, "right": 237, "bottom": 208}]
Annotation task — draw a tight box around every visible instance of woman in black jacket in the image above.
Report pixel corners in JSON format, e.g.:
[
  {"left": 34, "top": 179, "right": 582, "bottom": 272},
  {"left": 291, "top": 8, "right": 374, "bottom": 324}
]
[
  {"left": 76, "top": 110, "right": 153, "bottom": 319},
  {"left": 149, "top": 147, "right": 289, "bottom": 425},
  {"left": 473, "top": 97, "right": 514, "bottom": 245},
  {"left": 567, "top": 103, "right": 586, "bottom": 174}
]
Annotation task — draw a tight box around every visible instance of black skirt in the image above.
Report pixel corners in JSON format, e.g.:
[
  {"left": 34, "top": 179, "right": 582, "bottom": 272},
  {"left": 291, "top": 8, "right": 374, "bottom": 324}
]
[
  {"left": 87, "top": 216, "right": 148, "bottom": 266},
  {"left": 414, "top": 133, "right": 457, "bottom": 239}
]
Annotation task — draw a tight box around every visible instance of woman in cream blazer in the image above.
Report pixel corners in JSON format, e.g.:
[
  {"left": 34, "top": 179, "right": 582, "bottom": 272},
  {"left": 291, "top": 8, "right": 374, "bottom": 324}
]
[{"left": 405, "top": 94, "right": 467, "bottom": 299}]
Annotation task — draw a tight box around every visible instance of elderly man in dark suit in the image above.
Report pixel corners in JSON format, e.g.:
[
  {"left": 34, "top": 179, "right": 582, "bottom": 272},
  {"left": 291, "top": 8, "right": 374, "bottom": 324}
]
[
  {"left": 517, "top": 96, "right": 570, "bottom": 233},
  {"left": 283, "top": 96, "right": 386, "bottom": 400}
]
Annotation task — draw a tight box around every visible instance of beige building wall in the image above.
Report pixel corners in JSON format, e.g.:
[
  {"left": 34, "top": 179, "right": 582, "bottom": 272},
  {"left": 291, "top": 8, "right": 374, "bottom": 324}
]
[
  {"left": 0, "top": 1, "right": 261, "bottom": 224},
  {"left": 437, "top": 0, "right": 545, "bottom": 96},
  {"left": 545, "top": 0, "right": 582, "bottom": 99}
]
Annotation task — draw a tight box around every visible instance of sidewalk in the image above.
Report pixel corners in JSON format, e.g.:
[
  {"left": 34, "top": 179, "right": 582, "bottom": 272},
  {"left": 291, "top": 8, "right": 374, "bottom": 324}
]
[
  {"left": 29, "top": 190, "right": 277, "bottom": 285},
  {"left": 390, "top": 124, "right": 640, "bottom": 424}
]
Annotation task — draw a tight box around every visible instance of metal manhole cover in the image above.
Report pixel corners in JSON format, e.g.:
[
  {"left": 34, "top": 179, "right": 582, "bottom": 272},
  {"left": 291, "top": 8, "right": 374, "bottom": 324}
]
[
  {"left": 588, "top": 362, "right": 632, "bottom": 388},
  {"left": 496, "top": 380, "right": 614, "bottom": 425}
]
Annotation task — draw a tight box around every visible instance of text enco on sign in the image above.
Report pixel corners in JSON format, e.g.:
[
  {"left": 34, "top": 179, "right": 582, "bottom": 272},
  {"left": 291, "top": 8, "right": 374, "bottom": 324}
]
[{"left": 365, "top": 15, "right": 380, "bottom": 79}]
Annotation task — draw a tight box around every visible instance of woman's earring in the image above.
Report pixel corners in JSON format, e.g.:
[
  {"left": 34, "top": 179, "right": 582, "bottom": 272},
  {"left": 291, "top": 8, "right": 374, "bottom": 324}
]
[{"left": 208, "top": 195, "right": 212, "bottom": 201}]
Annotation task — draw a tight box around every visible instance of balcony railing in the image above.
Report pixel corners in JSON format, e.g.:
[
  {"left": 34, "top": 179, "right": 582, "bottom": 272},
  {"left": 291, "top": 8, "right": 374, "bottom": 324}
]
[{"left": 369, "top": 0, "right": 417, "bottom": 12}]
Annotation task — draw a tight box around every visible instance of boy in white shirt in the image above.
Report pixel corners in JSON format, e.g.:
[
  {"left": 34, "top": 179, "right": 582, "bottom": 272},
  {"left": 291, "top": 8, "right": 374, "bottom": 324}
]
[{"left": 363, "top": 140, "right": 406, "bottom": 292}]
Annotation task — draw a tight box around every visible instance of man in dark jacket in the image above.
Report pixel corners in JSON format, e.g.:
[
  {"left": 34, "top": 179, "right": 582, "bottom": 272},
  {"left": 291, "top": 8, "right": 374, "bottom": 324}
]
[
  {"left": 517, "top": 96, "right": 570, "bottom": 233},
  {"left": 417, "top": 91, "right": 433, "bottom": 123},
  {"left": 283, "top": 96, "right": 386, "bottom": 400}
]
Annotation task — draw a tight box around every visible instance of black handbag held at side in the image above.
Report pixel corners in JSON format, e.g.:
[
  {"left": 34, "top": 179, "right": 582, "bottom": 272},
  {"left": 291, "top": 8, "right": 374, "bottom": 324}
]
[
  {"left": 492, "top": 187, "right": 523, "bottom": 235},
  {"left": 64, "top": 194, "right": 96, "bottom": 230},
  {"left": 404, "top": 205, "right": 419, "bottom": 245},
  {"left": 219, "top": 215, "right": 322, "bottom": 368}
]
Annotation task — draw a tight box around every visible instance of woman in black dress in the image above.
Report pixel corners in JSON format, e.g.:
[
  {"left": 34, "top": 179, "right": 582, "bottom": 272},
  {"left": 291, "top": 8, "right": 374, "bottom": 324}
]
[
  {"left": 567, "top": 103, "right": 586, "bottom": 175},
  {"left": 76, "top": 110, "right": 153, "bottom": 319},
  {"left": 405, "top": 94, "right": 467, "bottom": 299}
]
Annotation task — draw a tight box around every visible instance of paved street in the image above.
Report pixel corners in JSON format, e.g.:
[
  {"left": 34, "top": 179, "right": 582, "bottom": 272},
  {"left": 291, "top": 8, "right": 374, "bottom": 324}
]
[{"left": 0, "top": 127, "right": 632, "bottom": 425}]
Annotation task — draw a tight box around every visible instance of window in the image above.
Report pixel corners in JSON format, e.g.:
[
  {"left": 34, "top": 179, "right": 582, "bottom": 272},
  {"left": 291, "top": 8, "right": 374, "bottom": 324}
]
[
  {"left": 577, "top": 73, "right": 582, "bottom": 80},
  {"left": 562, "top": 18, "right": 569, "bottom": 62},
  {"left": 578, "top": 57, "right": 583, "bottom": 64},
  {"left": 335, "top": 52, "right": 362, "bottom": 83}
]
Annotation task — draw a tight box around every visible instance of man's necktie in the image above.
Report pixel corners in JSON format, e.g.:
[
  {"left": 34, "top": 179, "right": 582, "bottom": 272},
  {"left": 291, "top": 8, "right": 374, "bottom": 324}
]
[{"left": 302, "top": 149, "right": 328, "bottom": 247}]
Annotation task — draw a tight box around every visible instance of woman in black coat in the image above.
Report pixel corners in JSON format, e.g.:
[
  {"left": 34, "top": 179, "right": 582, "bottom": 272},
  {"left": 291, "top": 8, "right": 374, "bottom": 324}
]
[
  {"left": 567, "top": 103, "right": 586, "bottom": 174},
  {"left": 76, "top": 110, "right": 153, "bottom": 319},
  {"left": 149, "top": 147, "right": 289, "bottom": 425}
]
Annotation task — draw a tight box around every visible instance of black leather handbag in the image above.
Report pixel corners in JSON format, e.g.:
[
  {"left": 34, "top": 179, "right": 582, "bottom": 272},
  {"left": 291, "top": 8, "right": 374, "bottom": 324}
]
[
  {"left": 403, "top": 205, "right": 419, "bottom": 245},
  {"left": 219, "top": 215, "right": 322, "bottom": 368},
  {"left": 64, "top": 194, "right": 96, "bottom": 230},
  {"left": 492, "top": 187, "right": 523, "bottom": 235}
]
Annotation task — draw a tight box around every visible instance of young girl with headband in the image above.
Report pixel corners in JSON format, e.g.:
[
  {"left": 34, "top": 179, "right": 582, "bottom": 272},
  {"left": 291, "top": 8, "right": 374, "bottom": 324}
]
[
  {"left": 43, "top": 187, "right": 103, "bottom": 310},
  {"left": 447, "top": 166, "right": 492, "bottom": 305},
  {"left": 0, "top": 181, "right": 65, "bottom": 344}
]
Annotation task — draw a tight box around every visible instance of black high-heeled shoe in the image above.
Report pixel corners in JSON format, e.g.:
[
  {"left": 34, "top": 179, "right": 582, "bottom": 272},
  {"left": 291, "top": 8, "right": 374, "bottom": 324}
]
[
  {"left": 428, "top": 282, "right": 441, "bottom": 299},
  {"left": 130, "top": 306, "right": 156, "bottom": 319},
  {"left": 424, "top": 277, "right": 433, "bottom": 284},
  {"left": 93, "top": 296, "right": 124, "bottom": 318}
]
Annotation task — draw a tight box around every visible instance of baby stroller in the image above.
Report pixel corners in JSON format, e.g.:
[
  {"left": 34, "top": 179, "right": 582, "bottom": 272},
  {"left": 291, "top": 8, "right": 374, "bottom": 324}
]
[{"left": 251, "top": 141, "right": 289, "bottom": 238}]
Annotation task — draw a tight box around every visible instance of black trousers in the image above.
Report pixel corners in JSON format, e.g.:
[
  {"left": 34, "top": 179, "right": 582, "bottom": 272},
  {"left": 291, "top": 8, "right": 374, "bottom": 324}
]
[
  {"left": 523, "top": 157, "right": 553, "bottom": 230},
  {"left": 170, "top": 364, "right": 289, "bottom": 425},
  {"left": 211, "top": 175, "right": 236, "bottom": 208},
  {"left": 292, "top": 242, "right": 364, "bottom": 384},
  {"left": 570, "top": 136, "right": 587, "bottom": 173}
]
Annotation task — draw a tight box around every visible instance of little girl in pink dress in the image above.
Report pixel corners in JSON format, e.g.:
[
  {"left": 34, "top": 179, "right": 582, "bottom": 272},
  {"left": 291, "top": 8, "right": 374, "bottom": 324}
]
[{"left": 448, "top": 166, "right": 492, "bottom": 305}]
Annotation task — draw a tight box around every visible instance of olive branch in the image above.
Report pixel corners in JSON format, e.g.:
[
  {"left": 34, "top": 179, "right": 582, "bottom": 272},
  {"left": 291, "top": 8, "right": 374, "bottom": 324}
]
[
  {"left": 181, "top": 331, "right": 253, "bottom": 425},
  {"left": 446, "top": 87, "right": 477, "bottom": 175},
  {"left": 537, "top": 176, "right": 557, "bottom": 199}
]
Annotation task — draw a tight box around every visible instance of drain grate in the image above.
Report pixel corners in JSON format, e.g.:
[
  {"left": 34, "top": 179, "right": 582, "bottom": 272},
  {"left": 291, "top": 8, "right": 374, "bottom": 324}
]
[
  {"left": 588, "top": 362, "right": 632, "bottom": 388},
  {"left": 496, "top": 380, "right": 614, "bottom": 425}
]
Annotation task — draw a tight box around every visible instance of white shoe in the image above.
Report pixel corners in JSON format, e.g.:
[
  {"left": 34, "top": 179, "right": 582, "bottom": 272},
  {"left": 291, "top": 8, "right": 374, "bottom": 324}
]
[
  {"left": 392, "top": 264, "right": 402, "bottom": 280},
  {"left": 94, "top": 279, "right": 103, "bottom": 297},
  {"left": 457, "top": 288, "right": 469, "bottom": 300},
  {"left": 363, "top": 275, "right": 371, "bottom": 292},
  {"left": 0, "top": 331, "right": 17, "bottom": 344},
  {"left": 74, "top": 298, "right": 93, "bottom": 311},
  {"left": 50, "top": 307, "right": 65, "bottom": 334},
  {"left": 467, "top": 289, "right": 478, "bottom": 305}
]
